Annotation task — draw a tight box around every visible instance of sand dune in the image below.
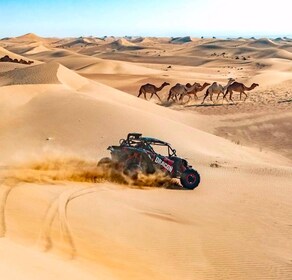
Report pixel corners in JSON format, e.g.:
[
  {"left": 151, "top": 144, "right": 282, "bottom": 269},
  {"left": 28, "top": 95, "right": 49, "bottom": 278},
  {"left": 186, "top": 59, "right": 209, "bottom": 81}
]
[
  {"left": 1, "top": 167, "right": 292, "bottom": 280},
  {"left": 0, "top": 81, "right": 277, "bottom": 164},
  {"left": 1, "top": 85, "right": 291, "bottom": 278},
  {"left": 0, "top": 46, "right": 37, "bottom": 62},
  {"left": 247, "top": 38, "right": 279, "bottom": 48},
  {"left": 137, "top": 38, "right": 157, "bottom": 45},
  {"left": 103, "top": 36, "right": 118, "bottom": 43},
  {"left": 0, "top": 62, "right": 88, "bottom": 89},
  {"left": 108, "top": 38, "right": 143, "bottom": 51},
  {"left": 4, "top": 33, "right": 57, "bottom": 45},
  {"left": 16, "top": 46, "right": 162, "bottom": 76},
  {"left": 14, "top": 33, "right": 45, "bottom": 42},
  {"left": 0, "top": 238, "right": 99, "bottom": 280},
  {"left": 77, "top": 59, "right": 162, "bottom": 75},
  {"left": 25, "top": 43, "right": 51, "bottom": 54},
  {"left": 56, "top": 37, "right": 102, "bottom": 48},
  {"left": 0, "top": 34, "right": 292, "bottom": 280},
  {"left": 0, "top": 62, "right": 29, "bottom": 73},
  {"left": 0, "top": 62, "right": 60, "bottom": 86},
  {"left": 130, "top": 37, "right": 153, "bottom": 44},
  {"left": 170, "top": 36, "right": 193, "bottom": 44},
  {"left": 24, "top": 49, "right": 105, "bottom": 70}
]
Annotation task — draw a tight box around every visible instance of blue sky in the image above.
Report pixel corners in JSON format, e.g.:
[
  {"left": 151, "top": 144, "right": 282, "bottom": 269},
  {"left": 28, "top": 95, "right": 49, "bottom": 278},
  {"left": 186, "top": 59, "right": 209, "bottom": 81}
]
[{"left": 1, "top": 0, "right": 291, "bottom": 38}]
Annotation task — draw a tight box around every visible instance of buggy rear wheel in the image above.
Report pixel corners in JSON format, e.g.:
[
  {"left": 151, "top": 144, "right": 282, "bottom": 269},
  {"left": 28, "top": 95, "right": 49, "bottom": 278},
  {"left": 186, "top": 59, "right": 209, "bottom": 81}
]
[
  {"left": 97, "top": 157, "right": 112, "bottom": 169},
  {"left": 124, "top": 163, "right": 142, "bottom": 180},
  {"left": 180, "top": 169, "right": 200, "bottom": 189}
]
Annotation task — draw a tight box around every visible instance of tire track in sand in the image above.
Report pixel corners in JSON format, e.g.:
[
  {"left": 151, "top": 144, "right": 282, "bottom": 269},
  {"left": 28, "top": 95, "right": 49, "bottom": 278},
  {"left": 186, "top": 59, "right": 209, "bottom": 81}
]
[
  {"left": 38, "top": 186, "right": 102, "bottom": 258},
  {"left": 0, "top": 183, "right": 16, "bottom": 237}
]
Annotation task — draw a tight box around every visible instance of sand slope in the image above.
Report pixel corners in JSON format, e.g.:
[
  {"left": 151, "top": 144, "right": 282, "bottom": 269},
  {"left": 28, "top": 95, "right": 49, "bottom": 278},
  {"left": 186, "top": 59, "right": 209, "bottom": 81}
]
[
  {"left": 0, "top": 46, "right": 38, "bottom": 62},
  {"left": 0, "top": 62, "right": 88, "bottom": 89},
  {"left": 25, "top": 43, "right": 51, "bottom": 54}
]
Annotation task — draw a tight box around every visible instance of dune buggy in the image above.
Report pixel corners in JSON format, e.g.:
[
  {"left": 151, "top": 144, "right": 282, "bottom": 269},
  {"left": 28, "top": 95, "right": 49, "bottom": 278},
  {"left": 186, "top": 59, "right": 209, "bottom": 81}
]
[{"left": 98, "top": 133, "right": 200, "bottom": 189}]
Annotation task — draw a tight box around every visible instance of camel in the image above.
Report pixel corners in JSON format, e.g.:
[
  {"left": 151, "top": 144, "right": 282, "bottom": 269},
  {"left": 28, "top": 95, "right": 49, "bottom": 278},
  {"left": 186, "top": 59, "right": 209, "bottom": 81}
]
[
  {"left": 202, "top": 78, "right": 235, "bottom": 104},
  {"left": 184, "top": 82, "right": 211, "bottom": 100},
  {"left": 137, "top": 82, "right": 170, "bottom": 101},
  {"left": 167, "top": 83, "right": 201, "bottom": 102},
  {"left": 223, "top": 82, "right": 259, "bottom": 102}
]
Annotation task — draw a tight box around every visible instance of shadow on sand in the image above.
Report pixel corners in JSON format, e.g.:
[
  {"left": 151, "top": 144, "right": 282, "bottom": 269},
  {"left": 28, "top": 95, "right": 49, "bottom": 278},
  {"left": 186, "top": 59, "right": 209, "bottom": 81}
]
[
  {"left": 278, "top": 99, "right": 292, "bottom": 103},
  {"left": 158, "top": 101, "right": 240, "bottom": 108},
  {"left": 159, "top": 101, "right": 175, "bottom": 107},
  {"left": 184, "top": 102, "right": 237, "bottom": 108}
]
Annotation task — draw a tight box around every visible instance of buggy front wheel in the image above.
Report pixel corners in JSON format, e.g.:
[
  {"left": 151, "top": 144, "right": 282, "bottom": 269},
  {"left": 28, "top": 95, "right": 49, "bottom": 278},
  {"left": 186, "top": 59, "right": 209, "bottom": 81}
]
[{"left": 180, "top": 169, "right": 200, "bottom": 189}]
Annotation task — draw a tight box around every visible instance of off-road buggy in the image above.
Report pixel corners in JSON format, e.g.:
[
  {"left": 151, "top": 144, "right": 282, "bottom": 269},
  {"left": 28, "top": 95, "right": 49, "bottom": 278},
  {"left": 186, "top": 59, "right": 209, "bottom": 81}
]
[{"left": 98, "top": 133, "right": 200, "bottom": 189}]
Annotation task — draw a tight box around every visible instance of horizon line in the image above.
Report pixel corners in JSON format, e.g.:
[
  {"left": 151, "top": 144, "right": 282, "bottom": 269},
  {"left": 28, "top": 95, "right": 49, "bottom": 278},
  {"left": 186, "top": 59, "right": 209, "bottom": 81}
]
[{"left": 1, "top": 32, "right": 292, "bottom": 40}]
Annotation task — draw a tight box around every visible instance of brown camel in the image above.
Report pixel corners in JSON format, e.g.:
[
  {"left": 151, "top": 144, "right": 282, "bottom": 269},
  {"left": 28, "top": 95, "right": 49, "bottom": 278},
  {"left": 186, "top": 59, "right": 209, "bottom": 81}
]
[
  {"left": 184, "top": 82, "right": 211, "bottom": 100},
  {"left": 167, "top": 83, "right": 201, "bottom": 102},
  {"left": 202, "top": 78, "right": 235, "bottom": 104},
  {"left": 137, "top": 82, "right": 170, "bottom": 101},
  {"left": 223, "top": 82, "right": 259, "bottom": 102}
]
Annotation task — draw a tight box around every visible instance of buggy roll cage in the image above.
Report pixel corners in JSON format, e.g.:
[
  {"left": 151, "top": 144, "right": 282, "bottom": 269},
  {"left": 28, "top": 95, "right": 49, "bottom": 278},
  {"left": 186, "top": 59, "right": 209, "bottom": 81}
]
[{"left": 119, "top": 133, "right": 177, "bottom": 157}]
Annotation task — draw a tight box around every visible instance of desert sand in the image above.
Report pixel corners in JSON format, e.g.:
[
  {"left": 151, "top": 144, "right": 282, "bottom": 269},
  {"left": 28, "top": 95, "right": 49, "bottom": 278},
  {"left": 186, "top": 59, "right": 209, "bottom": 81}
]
[{"left": 0, "top": 33, "right": 291, "bottom": 279}]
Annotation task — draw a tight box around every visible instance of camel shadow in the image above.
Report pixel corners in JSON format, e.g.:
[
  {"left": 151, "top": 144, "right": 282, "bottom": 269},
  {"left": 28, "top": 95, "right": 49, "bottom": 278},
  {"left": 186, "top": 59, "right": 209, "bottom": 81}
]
[
  {"left": 159, "top": 100, "right": 176, "bottom": 107},
  {"left": 278, "top": 99, "right": 292, "bottom": 103},
  {"left": 184, "top": 102, "right": 237, "bottom": 108}
]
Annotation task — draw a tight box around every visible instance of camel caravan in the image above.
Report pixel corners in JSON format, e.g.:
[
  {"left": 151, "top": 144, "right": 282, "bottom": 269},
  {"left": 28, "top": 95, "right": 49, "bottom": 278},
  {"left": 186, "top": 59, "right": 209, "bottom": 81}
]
[{"left": 137, "top": 79, "right": 259, "bottom": 104}]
